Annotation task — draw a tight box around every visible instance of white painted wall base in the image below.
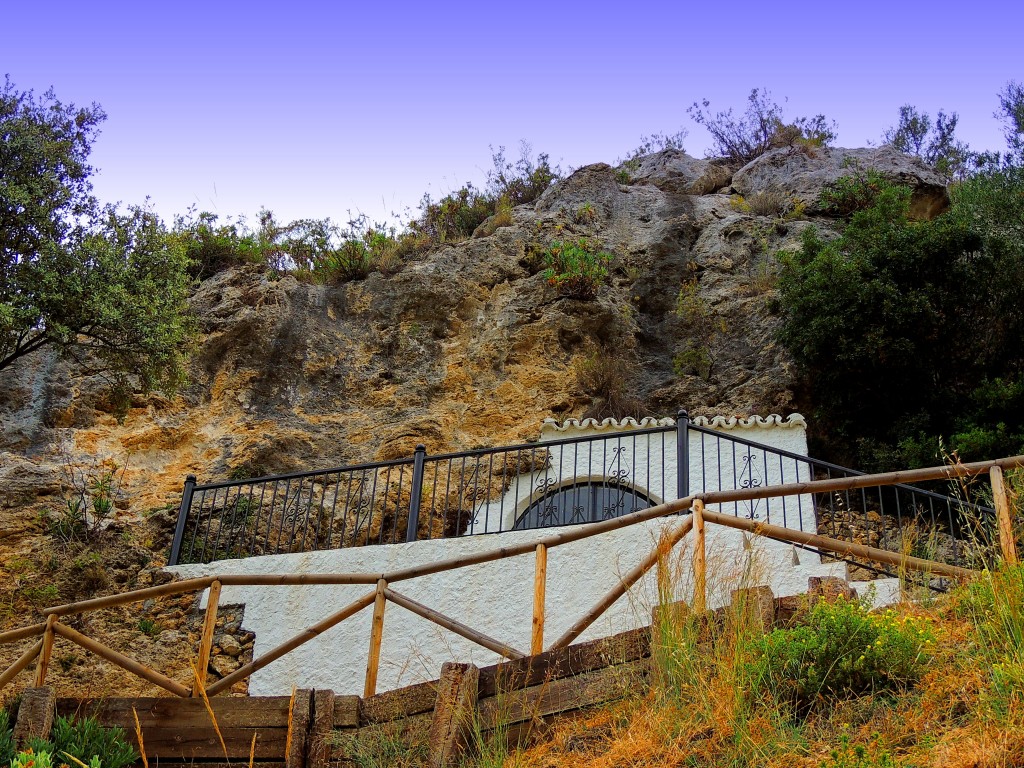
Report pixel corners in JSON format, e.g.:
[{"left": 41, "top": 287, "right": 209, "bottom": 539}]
[{"left": 169, "top": 517, "right": 852, "bottom": 696}]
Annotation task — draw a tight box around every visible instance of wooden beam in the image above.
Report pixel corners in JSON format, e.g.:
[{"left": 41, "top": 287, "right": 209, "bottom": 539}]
[
  {"left": 692, "top": 499, "right": 707, "bottom": 614},
  {"left": 192, "top": 579, "right": 222, "bottom": 697},
  {"left": 991, "top": 466, "right": 1019, "bottom": 566},
  {"left": 531, "top": 543, "right": 547, "bottom": 655},
  {"left": 0, "top": 640, "right": 42, "bottom": 690},
  {"left": 33, "top": 614, "right": 57, "bottom": 687},
  {"left": 699, "top": 509, "right": 974, "bottom": 579},
  {"left": 52, "top": 623, "right": 191, "bottom": 697},
  {"left": 216, "top": 573, "right": 380, "bottom": 586},
  {"left": 43, "top": 577, "right": 215, "bottom": 617},
  {"left": 0, "top": 623, "right": 46, "bottom": 646},
  {"left": 694, "top": 455, "right": 1024, "bottom": 507},
  {"left": 477, "top": 625, "right": 650, "bottom": 698},
  {"left": 206, "top": 588, "right": 378, "bottom": 696},
  {"left": 476, "top": 658, "right": 647, "bottom": 729},
  {"left": 550, "top": 517, "right": 694, "bottom": 651},
  {"left": 363, "top": 579, "right": 388, "bottom": 698},
  {"left": 383, "top": 588, "right": 525, "bottom": 660},
  {"left": 427, "top": 663, "right": 479, "bottom": 768}
]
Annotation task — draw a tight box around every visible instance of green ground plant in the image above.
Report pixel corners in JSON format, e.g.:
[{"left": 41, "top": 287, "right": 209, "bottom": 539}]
[{"left": 21, "top": 716, "right": 136, "bottom": 768}]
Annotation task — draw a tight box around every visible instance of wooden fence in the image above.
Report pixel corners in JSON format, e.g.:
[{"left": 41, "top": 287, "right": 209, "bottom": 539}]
[
  {"left": 1, "top": 456, "right": 1021, "bottom": 708},
  {"left": 7, "top": 623, "right": 652, "bottom": 767}
]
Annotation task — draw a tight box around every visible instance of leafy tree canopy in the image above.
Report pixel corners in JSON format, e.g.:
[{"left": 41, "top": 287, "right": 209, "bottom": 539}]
[
  {"left": 1, "top": 76, "right": 194, "bottom": 407},
  {"left": 778, "top": 170, "right": 1024, "bottom": 469}
]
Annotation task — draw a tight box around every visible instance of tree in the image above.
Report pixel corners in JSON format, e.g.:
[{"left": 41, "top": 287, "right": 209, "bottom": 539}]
[
  {"left": 882, "top": 104, "right": 970, "bottom": 179},
  {"left": 1, "top": 77, "right": 194, "bottom": 406},
  {"left": 775, "top": 175, "right": 1022, "bottom": 468},
  {"left": 996, "top": 80, "right": 1024, "bottom": 161}
]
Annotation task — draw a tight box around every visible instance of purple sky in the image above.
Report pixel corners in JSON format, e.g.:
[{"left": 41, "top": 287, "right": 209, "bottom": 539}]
[{"left": 6, "top": 1, "right": 1022, "bottom": 228}]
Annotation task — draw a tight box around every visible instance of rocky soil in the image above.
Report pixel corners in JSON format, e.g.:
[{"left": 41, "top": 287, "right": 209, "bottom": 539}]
[{"left": 0, "top": 145, "right": 947, "bottom": 700}]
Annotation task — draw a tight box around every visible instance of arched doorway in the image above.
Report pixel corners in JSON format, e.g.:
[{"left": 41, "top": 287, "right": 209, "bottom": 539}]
[{"left": 513, "top": 481, "right": 655, "bottom": 530}]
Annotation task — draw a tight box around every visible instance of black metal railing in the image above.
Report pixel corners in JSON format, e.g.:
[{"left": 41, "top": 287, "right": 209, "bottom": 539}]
[
  {"left": 688, "top": 424, "right": 999, "bottom": 575},
  {"left": 169, "top": 412, "right": 998, "bottom": 569}
]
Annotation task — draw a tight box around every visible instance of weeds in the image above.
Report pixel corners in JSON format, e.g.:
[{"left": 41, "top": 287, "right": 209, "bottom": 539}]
[{"left": 338, "top": 722, "right": 428, "bottom": 768}]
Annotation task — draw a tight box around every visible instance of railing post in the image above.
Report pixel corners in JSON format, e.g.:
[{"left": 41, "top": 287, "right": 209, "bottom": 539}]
[
  {"left": 692, "top": 500, "right": 707, "bottom": 614},
  {"left": 676, "top": 409, "right": 690, "bottom": 501},
  {"left": 193, "top": 579, "right": 222, "bottom": 696},
  {"left": 33, "top": 614, "right": 57, "bottom": 687},
  {"left": 364, "top": 578, "right": 388, "bottom": 697},
  {"left": 991, "top": 466, "right": 1019, "bottom": 566},
  {"left": 407, "top": 445, "right": 427, "bottom": 543},
  {"left": 531, "top": 543, "right": 547, "bottom": 655},
  {"left": 169, "top": 474, "right": 197, "bottom": 566}
]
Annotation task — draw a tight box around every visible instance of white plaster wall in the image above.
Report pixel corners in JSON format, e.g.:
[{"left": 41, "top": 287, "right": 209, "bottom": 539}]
[{"left": 170, "top": 518, "right": 846, "bottom": 696}]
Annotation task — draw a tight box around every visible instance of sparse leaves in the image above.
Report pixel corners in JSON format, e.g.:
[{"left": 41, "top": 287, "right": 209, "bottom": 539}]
[
  {"left": 688, "top": 88, "right": 837, "bottom": 165},
  {"left": 882, "top": 104, "right": 971, "bottom": 179}
]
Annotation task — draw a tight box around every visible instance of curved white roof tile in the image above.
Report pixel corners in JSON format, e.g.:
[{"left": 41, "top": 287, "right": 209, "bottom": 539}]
[{"left": 540, "top": 413, "right": 805, "bottom": 435}]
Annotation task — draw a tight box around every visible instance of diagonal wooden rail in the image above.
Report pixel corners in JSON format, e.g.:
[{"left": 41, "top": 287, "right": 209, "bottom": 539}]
[{"left": 2, "top": 455, "right": 1021, "bottom": 699}]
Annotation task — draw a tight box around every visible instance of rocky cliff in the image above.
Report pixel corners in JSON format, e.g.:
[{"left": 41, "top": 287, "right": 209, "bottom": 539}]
[{"left": 0, "top": 145, "right": 947, "bottom": 559}]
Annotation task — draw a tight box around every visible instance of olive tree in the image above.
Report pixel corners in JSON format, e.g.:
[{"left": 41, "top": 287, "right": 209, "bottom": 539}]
[{"left": 1, "top": 77, "right": 193, "bottom": 404}]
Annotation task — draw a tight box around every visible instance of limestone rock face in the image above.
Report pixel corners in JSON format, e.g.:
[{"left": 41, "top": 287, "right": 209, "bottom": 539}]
[
  {"left": 628, "top": 149, "right": 734, "bottom": 195},
  {"left": 0, "top": 146, "right": 949, "bottom": 544},
  {"left": 732, "top": 146, "right": 950, "bottom": 219}
]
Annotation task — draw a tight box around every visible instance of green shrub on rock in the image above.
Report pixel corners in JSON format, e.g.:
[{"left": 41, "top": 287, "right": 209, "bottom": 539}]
[{"left": 541, "top": 239, "right": 612, "bottom": 299}]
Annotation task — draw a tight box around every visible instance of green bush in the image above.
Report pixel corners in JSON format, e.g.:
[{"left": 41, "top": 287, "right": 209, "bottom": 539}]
[
  {"left": 818, "top": 166, "right": 890, "bottom": 217},
  {"left": 170, "top": 209, "right": 264, "bottom": 280},
  {"left": 409, "top": 145, "right": 558, "bottom": 247},
  {"left": 541, "top": 239, "right": 612, "bottom": 299},
  {"left": 748, "top": 599, "right": 933, "bottom": 715}
]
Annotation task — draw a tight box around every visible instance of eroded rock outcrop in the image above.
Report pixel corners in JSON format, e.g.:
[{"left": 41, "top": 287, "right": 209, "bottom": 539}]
[{"left": 0, "top": 147, "right": 946, "bottom": 535}]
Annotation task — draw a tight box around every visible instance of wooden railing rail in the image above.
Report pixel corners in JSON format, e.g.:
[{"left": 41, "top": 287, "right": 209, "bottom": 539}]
[{"left": 2, "top": 455, "right": 1021, "bottom": 699}]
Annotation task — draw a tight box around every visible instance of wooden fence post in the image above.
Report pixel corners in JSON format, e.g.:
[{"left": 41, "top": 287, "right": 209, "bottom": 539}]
[
  {"left": 692, "top": 500, "right": 707, "bottom": 614},
  {"left": 427, "top": 662, "right": 480, "bottom": 768},
  {"left": 33, "top": 615, "right": 57, "bottom": 687},
  {"left": 12, "top": 686, "right": 55, "bottom": 746},
  {"left": 991, "top": 466, "right": 1019, "bottom": 566},
  {"left": 285, "top": 688, "right": 312, "bottom": 768},
  {"left": 531, "top": 544, "right": 547, "bottom": 655},
  {"left": 193, "top": 579, "right": 222, "bottom": 696},
  {"left": 307, "top": 689, "right": 336, "bottom": 768},
  {"left": 364, "top": 578, "right": 388, "bottom": 698}
]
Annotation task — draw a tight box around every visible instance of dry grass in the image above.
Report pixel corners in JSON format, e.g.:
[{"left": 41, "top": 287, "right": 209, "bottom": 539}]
[{"left": 496, "top": 565, "right": 1024, "bottom": 768}]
